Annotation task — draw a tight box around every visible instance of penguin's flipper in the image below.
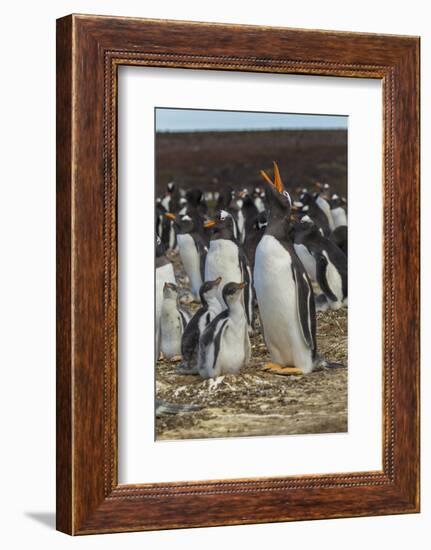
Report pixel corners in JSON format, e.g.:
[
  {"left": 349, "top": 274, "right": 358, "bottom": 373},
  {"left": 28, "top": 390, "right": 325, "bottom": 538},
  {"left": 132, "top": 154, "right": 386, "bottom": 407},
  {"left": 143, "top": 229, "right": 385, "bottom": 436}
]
[
  {"left": 179, "top": 309, "right": 189, "bottom": 330},
  {"left": 315, "top": 252, "right": 338, "bottom": 302},
  {"left": 291, "top": 263, "right": 317, "bottom": 355},
  {"left": 195, "top": 235, "right": 208, "bottom": 281},
  {"left": 181, "top": 309, "right": 203, "bottom": 363}
]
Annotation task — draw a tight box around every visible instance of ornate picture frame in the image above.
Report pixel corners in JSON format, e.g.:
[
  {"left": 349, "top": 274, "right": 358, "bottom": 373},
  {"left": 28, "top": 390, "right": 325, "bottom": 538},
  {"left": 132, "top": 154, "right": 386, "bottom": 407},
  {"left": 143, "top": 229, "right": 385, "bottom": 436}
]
[{"left": 56, "top": 14, "right": 420, "bottom": 534}]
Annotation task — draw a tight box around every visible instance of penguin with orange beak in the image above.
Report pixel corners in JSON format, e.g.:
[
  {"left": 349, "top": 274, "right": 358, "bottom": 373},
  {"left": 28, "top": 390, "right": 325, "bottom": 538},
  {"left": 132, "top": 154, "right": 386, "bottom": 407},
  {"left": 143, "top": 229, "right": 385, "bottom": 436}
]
[
  {"left": 165, "top": 212, "right": 207, "bottom": 302},
  {"left": 203, "top": 210, "right": 254, "bottom": 332},
  {"left": 254, "top": 162, "right": 343, "bottom": 375}
]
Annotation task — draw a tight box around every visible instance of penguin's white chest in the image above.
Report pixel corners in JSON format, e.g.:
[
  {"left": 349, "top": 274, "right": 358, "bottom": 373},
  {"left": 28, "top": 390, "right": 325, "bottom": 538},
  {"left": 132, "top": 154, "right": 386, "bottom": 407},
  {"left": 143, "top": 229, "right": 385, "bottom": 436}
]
[
  {"left": 331, "top": 207, "right": 347, "bottom": 228},
  {"left": 323, "top": 250, "right": 344, "bottom": 307},
  {"left": 160, "top": 300, "right": 183, "bottom": 359},
  {"left": 216, "top": 319, "right": 249, "bottom": 374},
  {"left": 294, "top": 243, "right": 317, "bottom": 282},
  {"left": 254, "top": 236, "right": 311, "bottom": 370},
  {"left": 156, "top": 264, "right": 176, "bottom": 323},
  {"left": 177, "top": 233, "right": 202, "bottom": 298},
  {"left": 316, "top": 195, "right": 335, "bottom": 230},
  {"left": 155, "top": 263, "right": 176, "bottom": 356},
  {"left": 205, "top": 239, "right": 241, "bottom": 288}
]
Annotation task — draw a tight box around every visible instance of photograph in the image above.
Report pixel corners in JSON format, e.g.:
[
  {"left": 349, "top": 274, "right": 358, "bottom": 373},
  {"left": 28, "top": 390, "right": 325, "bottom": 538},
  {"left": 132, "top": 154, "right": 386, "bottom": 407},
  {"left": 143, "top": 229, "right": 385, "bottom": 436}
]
[{"left": 154, "top": 107, "right": 348, "bottom": 440}]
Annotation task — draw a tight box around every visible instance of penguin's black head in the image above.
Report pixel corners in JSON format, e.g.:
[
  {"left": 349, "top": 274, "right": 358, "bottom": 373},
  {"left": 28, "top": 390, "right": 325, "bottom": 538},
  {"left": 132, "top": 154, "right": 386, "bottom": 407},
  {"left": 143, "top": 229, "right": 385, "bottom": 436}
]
[
  {"left": 167, "top": 181, "right": 175, "bottom": 193},
  {"left": 293, "top": 215, "right": 322, "bottom": 242},
  {"left": 186, "top": 188, "right": 203, "bottom": 207},
  {"left": 298, "top": 190, "right": 313, "bottom": 206},
  {"left": 329, "top": 193, "right": 343, "bottom": 208},
  {"left": 216, "top": 187, "right": 229, "bottom": 209},
  {"left": 315, "top": 181, "right": 331, "bottom": 199},
  {"left": 260, "top": 161, "right": 292, "bottom": 217},
  {"left": 203, "top": 210, "right": 236, "bottom": 240},
  {"left": 172, "top": 213, "right": 196, "bottom": 234},
  {"left": 199, "top": 277, "right": 222, "bottom": 304},
  {"left": 222, "top": 281, "right": 245, "bottom": 306}
]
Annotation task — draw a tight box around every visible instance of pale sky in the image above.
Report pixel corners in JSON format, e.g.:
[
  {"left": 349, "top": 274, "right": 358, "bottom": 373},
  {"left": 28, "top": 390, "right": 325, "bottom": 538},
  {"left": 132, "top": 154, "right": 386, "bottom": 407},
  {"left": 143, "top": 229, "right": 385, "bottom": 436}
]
[{"left": 156, "top": 107, "right": 348, "bottom": 132}]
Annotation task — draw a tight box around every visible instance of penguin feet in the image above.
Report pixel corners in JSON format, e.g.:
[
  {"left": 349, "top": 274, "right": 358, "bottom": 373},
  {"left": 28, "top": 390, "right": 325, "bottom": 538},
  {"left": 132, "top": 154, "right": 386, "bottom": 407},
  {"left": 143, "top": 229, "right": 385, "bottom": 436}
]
[
  {"left": 263, "top": 363, "right": 303, "bottom": 376},
  {"left": 169, "top": 354, "right": 183, "bottom": 363}
]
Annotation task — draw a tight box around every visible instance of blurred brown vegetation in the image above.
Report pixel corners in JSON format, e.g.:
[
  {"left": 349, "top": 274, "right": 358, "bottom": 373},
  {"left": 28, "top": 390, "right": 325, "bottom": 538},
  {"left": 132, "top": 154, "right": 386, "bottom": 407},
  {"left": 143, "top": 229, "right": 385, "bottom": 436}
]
[{"left": 155, "top": 129, "right": 347, "bottom": 197}]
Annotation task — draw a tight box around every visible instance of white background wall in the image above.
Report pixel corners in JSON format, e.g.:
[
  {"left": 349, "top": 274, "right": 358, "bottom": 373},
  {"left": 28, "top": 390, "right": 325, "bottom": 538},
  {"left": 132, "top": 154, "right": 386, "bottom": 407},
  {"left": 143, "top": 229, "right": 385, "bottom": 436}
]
[{"left": 0, "top": 1, "right": 427, "bottom": 548}]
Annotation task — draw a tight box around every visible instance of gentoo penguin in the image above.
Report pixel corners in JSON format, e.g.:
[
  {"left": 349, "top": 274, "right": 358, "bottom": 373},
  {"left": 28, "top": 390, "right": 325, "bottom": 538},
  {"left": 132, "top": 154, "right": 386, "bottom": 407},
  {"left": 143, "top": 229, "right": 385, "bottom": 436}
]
[
  {"left": 161, "top": 181, "right": 180, "bottom": 215},
  {"left": 166, "top": 212, "right": 207, "bottom": 301},
  {"left": 159, "top": 282, "right": 190, "bottom": 360},
  {"left": 204, "top": 210, "right": 253, "bottom": 330},
  {"left": 253, "top": 186, "right": 266, "bottom": 213},
  {"left": 254, "top": 162, "right": 343, "bottom": 375},
  {"left": 241, "top": 189, "right": 259, "bottom": 238},
  {"left": 216, "top": 187, "right": 242, "bottom": 241},
  {"left": 294, "top": 216, "right": 347, "bottom": 310},
  {"left": 178, "top": 277, "right": 223, "bottom": 374},
  {"left": 155, "top": 237, "right": 176, "bottom": 359},
  {"left": 185, "top": 188, "right": 208, "bottom": 221},
  {"left": 233, "top": 193, "right": 246, "bottom": 244},
  {"left": 244, "top": 210, "right": 268, "bottom": 268},
  {"left": 160, "top": 181, "right": 180, "bottom": 250},
  {"left": 297, "top": 190, "right": 332, "bottom": 237},
  {"left": 329, "top": 193, "right": 348, "bottom": 228},
  {"left": 198, "top": 282, "right": 251, "bottom": 379}
]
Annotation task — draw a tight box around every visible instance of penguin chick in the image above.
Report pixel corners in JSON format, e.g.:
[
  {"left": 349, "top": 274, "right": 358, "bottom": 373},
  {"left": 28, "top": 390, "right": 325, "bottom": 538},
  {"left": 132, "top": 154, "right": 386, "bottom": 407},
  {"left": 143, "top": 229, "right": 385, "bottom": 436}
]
[
  {"left": 160, "top": 283, "right": 189, "bottom": 360},
  {"left": 198, "top": 282, "right": 251, "bottom": 379},
  {"left": 178, "top": 277, "right": 223, "bottom": 374},
  {"left": 155, "top": 237, "right": 176, "bottom": 360}
]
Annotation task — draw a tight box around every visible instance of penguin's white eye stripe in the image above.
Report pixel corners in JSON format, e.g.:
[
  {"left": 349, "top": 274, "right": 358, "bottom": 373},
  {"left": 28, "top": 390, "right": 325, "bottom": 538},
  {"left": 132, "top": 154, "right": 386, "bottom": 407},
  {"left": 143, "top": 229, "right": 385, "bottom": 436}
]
[
  {"left": 181, "top": 215, "right": 192, "bottom": 221},
  {"left": 282, "top": 190, "right": 292, "bottom": 206},
  {"left": 219, "top": 209, "right": 229, "bottom": 220}
]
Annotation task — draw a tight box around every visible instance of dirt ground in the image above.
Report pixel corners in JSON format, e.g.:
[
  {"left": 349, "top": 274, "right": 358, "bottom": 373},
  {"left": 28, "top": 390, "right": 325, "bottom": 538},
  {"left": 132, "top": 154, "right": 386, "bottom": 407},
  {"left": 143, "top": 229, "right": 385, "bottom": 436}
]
[{"left": 156, "top": 250, "right": 348, "bottom": 440}]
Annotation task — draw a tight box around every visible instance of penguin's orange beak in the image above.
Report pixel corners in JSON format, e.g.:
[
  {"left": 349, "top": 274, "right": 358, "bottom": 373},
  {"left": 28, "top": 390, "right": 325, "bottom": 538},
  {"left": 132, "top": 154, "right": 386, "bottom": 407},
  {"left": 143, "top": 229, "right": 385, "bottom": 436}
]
[
  {"left": 204, "top": 220, "right": 216, "bottom": 229},
  {"left": 164, "top": 213, "right": 176, "bottom": 220},
  {"left": 260, "top": 161, "right": 284, "bottom": 193},
  {"left": 238, "top": 282, "right": 246, "bottom": 289},
  {"left": 272, "top": 161, "right": 284, "bottom": 193}
]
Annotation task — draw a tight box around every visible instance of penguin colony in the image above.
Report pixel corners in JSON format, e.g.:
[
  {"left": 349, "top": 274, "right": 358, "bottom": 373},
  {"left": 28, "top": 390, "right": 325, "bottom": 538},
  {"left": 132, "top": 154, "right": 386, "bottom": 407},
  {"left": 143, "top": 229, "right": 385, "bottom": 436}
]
[{"left": 156, "top": 162, "right": 348, "bottom": 380}]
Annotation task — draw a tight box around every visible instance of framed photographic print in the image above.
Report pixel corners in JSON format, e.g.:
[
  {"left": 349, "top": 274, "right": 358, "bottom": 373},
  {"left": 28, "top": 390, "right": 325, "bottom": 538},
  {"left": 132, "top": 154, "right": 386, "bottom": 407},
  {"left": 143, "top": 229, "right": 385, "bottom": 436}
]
[{"left": 56, "top": 14, "right": 420, "bottom": 534}]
